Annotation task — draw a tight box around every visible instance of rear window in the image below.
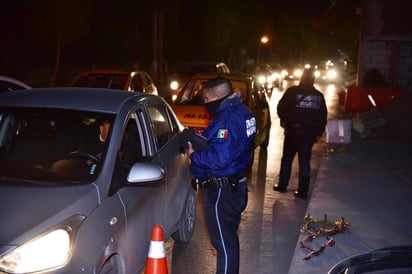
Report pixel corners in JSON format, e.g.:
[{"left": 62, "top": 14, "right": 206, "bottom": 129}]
[{"left": 175, "top": 79, "right": 247, "bottom": 105}]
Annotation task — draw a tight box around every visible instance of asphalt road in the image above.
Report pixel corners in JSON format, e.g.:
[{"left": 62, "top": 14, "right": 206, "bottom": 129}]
[{"left": 163, "top": 80, "right": 341, "bottom": 274}]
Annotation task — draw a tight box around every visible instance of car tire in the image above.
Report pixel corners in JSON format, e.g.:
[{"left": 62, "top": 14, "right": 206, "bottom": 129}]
[
  {"left": 100, "top": 254, "right": 126, "bottom": 274},
  {"left": 172, "top": 184, "right": 197, "bottom": 242}
]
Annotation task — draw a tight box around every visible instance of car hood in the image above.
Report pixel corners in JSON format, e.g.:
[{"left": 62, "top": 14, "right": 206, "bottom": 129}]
[
  {"left": 0, "top": 183, "right": 99, "bottom": 245},
  {"left": 171, "top": 104, "right": 211, "bottom": 129}
]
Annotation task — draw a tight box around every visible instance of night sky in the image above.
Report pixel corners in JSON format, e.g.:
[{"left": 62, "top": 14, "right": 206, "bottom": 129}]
[{"left": 1, "top": 0, "right": 348, "bottom": 86}]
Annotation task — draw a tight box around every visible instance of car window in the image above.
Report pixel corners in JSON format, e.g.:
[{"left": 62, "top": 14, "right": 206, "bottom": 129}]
[
  {"left": 119, "top": 117, "right": 144, "bottom": 166},
  {"left": 109, "top": 115, "right": 146, "bottom": 194},
  {"left": 251, "top": 80, "right": 268, "bottom": 107},
  {"left": 108, "top": 74, "right": 127, "bottom": 89},
  {"left": 0, "top": 107, "right": 114, "bottom": 184},
  {"left": 231, "top": 80, "right": 248, "bottom": 105},
  {"left": 147, "top": 105, "right": 172, "bottom": 149},
  {"left": 175, "top": 80, "right": 205, "bottom": 105},
  {"left": 177, "top": 78, "right": 249, "bottom": 106},
  {"left": 142, "top": 73, "right": 151, "bottom": 87},
  {"left": 131, "top": 75, "right": 143, "bottom": 92}
]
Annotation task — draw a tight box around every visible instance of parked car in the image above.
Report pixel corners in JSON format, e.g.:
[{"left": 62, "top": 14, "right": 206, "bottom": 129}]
[
  {"left": 0, "top": 88, "right": 197, "bottom": 273},
  {"left": 167, "top": 61, "right": 230, "bottom": 100},
  {"left": 70, "top": 70, "right": 158, "bottom": 95},
  {"left": 170, "top": 73, "right": 271, "bottom": 148},
  {"left": 0, "top": 75, "right": 32, "bottom": 93}
]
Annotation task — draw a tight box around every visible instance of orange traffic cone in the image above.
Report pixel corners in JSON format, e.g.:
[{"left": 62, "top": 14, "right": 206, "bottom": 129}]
[{"left": 145, "top": 225, "right": 168, "bottom": 274}]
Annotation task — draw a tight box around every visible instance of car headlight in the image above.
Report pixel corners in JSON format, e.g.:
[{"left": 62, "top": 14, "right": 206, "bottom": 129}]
[
  {"left": 0, "top": 228, "right": 72, "bottom": 273},
  {"left": 269, "top": 73, "right": 280, "bottom": 81},
  {"left": 258, "top": 75, "right": 266, "bottom": 84},
  {"left": 294, "top": 69, "right": 303, "bottom": 78},
  {"left": 170, "top": 80, "right": 179, "bottom": 90},
  {"left": 327, "top": 69, "right": 337, "bottom": 79}
]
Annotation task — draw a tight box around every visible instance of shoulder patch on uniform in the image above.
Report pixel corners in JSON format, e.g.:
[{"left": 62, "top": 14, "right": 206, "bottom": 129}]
[
  {"left": 217, "top": 129, "right": 228, "bottom": 139},
  {"left": 246, "top": 117, "right": 257, "bottom": 137}
]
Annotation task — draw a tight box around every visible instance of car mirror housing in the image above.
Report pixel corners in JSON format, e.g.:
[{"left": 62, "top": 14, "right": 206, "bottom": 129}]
[{"left": 127, "top": 162, "right": 164, "bottom": 183}]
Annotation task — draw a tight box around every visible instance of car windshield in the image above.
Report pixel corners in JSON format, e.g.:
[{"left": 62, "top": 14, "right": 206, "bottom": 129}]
[
  {"left": 175, "top": 79, "right": 248, "bottom": 105},
  {"left": 71, "top": 73, "right": 128, "bottom": 89},
  {"left": 0, "top": 107, "right": 114, "bottom": 185}
]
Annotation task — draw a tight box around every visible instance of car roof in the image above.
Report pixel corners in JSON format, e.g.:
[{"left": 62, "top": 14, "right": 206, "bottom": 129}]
[{"left": 0, "top": 87, "right": 156, "bottom": 113}]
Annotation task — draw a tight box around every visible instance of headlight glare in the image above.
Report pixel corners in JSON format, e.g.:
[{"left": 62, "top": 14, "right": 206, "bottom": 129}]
[
  {"left": 294, "top": 69, "right": 302, "bottom": 78},
  {"left": 170, "top": 81, "right": 179, "bottom": 90},
  {"left": 258, "top": 75, "right": 266, "bottom": 84},
  {"left": 0, "top": 229, "right": 71, "bottom": 273},
  {"left": 327, "top": 69, "right": 337, "bottom": 79}
]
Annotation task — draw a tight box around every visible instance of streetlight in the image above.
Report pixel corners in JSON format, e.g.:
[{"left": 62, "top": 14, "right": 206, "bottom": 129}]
[{"left": 257, "top": 35, "right": 269, "bottom": 63}]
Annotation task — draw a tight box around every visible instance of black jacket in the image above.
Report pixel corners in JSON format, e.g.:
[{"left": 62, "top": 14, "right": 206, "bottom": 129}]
[{"left": 277, "top": 84, "right": 327, "bottom": 136}]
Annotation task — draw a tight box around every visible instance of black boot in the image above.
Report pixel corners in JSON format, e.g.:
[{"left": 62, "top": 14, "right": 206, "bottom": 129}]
[
  {"left": 274, "top": 170, "right": 290, "bottom": 193},
  {"left": 273, "top": 184, "right": 287, "bottom": 193},
  {"left": 294, "top": 176, "right": 310, "bottom": 199}
]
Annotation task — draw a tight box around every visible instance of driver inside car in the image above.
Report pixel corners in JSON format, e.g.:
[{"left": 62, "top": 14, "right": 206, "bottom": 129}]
[{"left": 99, "top": 119, "right": 110, "bottom": 143}]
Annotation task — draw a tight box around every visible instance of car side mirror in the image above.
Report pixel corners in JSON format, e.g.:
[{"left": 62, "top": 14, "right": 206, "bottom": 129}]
[{"left": 127, "top": 162, "right": 164, "bottom": 183}]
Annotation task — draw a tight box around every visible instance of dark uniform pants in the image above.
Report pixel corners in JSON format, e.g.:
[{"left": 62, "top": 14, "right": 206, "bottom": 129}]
[
  {"left": 201, "top": 180, "right": 248, "bottom": 274},
  {"left": 278, "top": 128, "right": 317, "bottom": 192}
]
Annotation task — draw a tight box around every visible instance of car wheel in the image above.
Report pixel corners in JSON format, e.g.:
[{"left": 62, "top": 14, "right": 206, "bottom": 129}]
[
  {"left": 172, "top": 185, "right": 197, "bottom": 242},
  {"left": 100, "top": 254, "right": 126, "bottom": 274}
]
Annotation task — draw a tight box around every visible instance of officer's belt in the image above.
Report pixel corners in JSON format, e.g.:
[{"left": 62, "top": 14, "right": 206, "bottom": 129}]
[{"left": 200, "top": 173, "right": 246, "bottom": 189}]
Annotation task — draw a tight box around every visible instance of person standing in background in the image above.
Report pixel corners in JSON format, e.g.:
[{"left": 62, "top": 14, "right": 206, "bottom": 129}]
[{"left": 273, "top": 68, "right": 327, "bottom": 199}]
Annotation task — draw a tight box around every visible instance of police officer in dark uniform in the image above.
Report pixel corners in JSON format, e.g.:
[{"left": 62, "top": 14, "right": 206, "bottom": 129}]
[
  {"left": 186, "top": 77, "right": 256, "bottom": 274},
  {"left": 273, "top": 67, "right": 327, "bottom": 199}
]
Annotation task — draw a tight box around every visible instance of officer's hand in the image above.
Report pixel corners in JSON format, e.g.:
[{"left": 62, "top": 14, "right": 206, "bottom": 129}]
[{"left": 186, "top": 141, "right": 195, "bottom": 156}]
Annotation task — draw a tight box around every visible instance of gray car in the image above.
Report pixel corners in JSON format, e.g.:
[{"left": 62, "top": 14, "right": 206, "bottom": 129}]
[{"left": 0, "top": 88, "right": 197, "bottom": 273}]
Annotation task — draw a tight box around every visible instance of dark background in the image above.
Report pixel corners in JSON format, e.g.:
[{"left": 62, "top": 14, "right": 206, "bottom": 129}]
[{"left": 0, "top": 0, "right": 360, "bottom": 87}]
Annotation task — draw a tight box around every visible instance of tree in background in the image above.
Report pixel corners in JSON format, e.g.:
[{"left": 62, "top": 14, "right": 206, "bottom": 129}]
[
  {"left": 324, "top": 0, "right": 361, "bottom": 67},
  {"left": 24, "top": 0, "right": 93, "bottom": 86}
]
